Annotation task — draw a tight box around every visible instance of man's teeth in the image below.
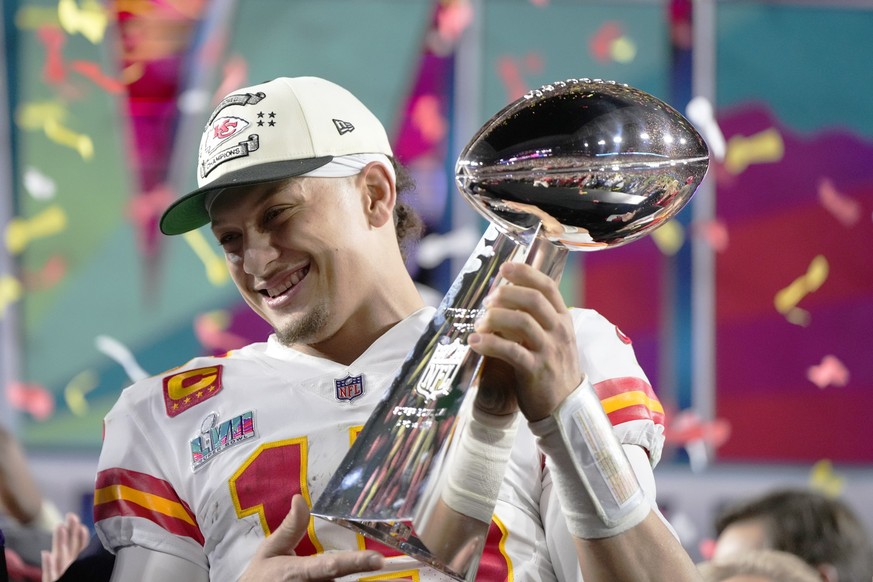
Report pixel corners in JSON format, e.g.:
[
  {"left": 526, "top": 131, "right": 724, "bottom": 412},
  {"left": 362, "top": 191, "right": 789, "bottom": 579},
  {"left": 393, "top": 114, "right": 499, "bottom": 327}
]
[{"left": 265, "top": 267, "right": 307, "bottom": 298}]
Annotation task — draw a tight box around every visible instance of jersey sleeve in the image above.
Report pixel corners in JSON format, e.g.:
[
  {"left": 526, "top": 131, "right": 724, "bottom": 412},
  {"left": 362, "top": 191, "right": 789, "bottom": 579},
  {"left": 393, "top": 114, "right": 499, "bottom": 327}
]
[
  {"left": 570, "top": 308, "right": 666, "bottom": 467},
  {"left": 93, "top": 382, "right": 208, "bottom": 570}
]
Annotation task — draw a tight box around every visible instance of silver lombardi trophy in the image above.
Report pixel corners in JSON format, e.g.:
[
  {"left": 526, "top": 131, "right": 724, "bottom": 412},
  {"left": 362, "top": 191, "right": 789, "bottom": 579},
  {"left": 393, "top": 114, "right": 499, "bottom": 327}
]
[{"left": 312, "top": 78, "right": 709, "bottom": 580}]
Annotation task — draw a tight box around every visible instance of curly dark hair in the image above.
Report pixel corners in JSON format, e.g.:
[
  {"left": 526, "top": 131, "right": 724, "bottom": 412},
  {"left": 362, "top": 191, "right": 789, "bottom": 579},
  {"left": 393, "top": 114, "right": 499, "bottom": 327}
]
[{"left": 390, "top": 157, "right": 424, "bottom": 262}]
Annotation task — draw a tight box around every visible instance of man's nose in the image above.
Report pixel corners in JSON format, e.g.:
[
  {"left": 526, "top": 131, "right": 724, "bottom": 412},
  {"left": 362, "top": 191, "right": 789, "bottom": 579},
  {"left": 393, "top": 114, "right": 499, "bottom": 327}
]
[{"left": 242, "top": 233, "right": 280, "bottom": 276}]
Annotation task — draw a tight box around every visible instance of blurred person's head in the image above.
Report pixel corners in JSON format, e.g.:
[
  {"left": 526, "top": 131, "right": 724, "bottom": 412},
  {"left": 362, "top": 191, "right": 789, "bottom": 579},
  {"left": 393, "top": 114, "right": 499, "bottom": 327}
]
[
  {"left": 713, "top": 488, "right": 873, "bottom": 582},
  {"left": 698, "top": 549, "right": 824, "bottom": 582}
]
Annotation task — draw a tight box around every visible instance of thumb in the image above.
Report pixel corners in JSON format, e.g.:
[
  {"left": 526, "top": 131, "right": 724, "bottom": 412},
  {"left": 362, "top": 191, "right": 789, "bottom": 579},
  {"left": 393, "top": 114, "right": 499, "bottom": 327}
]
[{"left": 260, "top": 494, "right": 311, "bottom": 557}]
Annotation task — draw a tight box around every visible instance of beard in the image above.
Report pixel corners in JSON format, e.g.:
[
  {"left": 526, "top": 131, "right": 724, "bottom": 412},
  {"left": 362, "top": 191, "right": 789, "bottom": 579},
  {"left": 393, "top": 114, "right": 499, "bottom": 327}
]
[{"left": 274, "top": 303, "right": 329, "bottom": 347}]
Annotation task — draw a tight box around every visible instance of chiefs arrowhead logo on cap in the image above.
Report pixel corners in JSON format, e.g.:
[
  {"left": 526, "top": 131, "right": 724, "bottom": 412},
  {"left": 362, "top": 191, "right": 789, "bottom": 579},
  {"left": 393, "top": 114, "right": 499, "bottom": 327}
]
[{"left": 163, "top": 365, "right": 224, "bottom": 417}]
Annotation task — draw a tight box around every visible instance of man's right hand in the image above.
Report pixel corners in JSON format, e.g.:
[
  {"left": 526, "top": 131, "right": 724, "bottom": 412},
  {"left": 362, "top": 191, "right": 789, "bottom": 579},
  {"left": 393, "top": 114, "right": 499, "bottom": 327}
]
[{"left": 240, "top": 494, "right": 385, "bottom": 581}]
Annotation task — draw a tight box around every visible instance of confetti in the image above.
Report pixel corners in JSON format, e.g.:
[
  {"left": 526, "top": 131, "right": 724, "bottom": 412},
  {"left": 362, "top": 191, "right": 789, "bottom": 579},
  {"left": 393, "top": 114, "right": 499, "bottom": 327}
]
[
  {"left": 57, "top": 0, "right": 109, "bottom": 44},
  {"left": 650, "top": 219, "right": 685, "bottom": 256},
  {"left": 44, "top": 117, "right": 94, "bottom": 160},
  {"left": 6, "top": 381, "right": 55, "bottom": 421},
  {"left": 183, "top": 230, "right": 229, "bottom": 286},
  {"left": 496, "top": 53, "right": 543, "bottom": 102},
  {"left": 773, "top": 255, "right": 828, "bottom": 318},
  {"left": 4, "top": 205, "right": 68, "bottom": 255},
  {"left": 807, "top": 354, "right": 849, "bottom": 389},
  {"left": 64, "top": 369, "right": 98, "bottom": 416},
  {"left": 37, "top": 26, "right": 67, "bottom": 85},
  {"left": 211, "top": 55, "right": 248, "bottom": 108},
  {"left": 690, "top": 219, "right": 729, "bottom": 252},
  {"left": 95, "top": 334, "right": 149, "bottom": 383},
  {"left": 0, "top": 275, "right": 23, "bottom": 319},
  {"left": 70, "top": 60, "right": 125, "bottom": 93},
  {"left": 23, "top": 166, "right": 57, "bottom": 200},
  {"left": 817, "top": 177, "right": 860, "bottom": 227},
  {"left": 127, "top": 184, "right": 176, "bottom": 228},
  {"left": 686, "top": 96, "right": 726, "bottom": 162},
  {"left": 411, "top": 95, "right": 447, "bottom": 145},
  {"left": 809, "top": 459, "right": 844, "bottom": 498},
  {"left": 664, "top": 409, "right": 731, "bottom": 472},
  {"left": 194, "top": 310, "right": 248, "bottom": 352},
  {"left": 724, "top": 127, "right": 784, "bottom": 175},
  {"left": 23, "top": 255, "right": 67, "bottom": 291},
  {"left": 15, "top": 5, "right": 60, "bottom": 29},
  {"left": 435, "top": 0, "right": 473, "bottom": 45},
  {"left": 589, "top": 22, "right": 622, "bottom": 63},
  {"left": 610, "top": 36, "right": 636, "bottom": 64}
]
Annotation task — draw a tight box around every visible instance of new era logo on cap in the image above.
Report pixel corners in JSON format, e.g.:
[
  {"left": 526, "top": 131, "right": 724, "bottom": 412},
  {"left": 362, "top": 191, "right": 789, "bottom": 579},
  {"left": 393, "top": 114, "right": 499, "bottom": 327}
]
[{"left": 333, "top": 118, "right": 355, "bottom": 135}]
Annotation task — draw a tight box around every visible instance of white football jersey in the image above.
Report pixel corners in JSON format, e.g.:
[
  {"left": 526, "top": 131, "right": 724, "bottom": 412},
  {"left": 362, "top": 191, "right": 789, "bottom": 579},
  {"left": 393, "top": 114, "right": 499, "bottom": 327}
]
[{"left": 94, "top": 306, "right": 665, "bottom": 581}]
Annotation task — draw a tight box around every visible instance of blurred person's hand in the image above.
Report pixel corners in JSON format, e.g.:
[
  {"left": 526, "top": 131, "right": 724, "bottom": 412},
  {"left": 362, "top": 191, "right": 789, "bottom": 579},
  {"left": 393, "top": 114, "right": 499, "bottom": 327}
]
[{"left": 40, "top": 513, "right": 90, "bottom": 582}]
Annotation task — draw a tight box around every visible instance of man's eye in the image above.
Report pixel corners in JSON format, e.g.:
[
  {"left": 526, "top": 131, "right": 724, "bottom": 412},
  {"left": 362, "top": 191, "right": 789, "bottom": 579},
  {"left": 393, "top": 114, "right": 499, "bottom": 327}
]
[
  {"left": 264, "top": 206, "right": 289, "bottom": 223},
  {"left": 217, "top": 233, "right": 238, "bottom": 247}
]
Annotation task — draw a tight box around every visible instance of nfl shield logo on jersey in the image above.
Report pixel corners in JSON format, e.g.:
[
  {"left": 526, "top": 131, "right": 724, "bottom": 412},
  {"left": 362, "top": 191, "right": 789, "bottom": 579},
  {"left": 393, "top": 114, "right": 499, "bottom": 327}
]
[{"left": 334, "top": 374, "right": 364, "bottom": 402}]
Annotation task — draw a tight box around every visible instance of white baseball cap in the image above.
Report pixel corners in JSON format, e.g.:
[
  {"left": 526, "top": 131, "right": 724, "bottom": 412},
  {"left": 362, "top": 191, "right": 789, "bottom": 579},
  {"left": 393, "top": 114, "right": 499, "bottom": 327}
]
[{"left": 160, "top": 76, "right": 394, "bottom": 235}]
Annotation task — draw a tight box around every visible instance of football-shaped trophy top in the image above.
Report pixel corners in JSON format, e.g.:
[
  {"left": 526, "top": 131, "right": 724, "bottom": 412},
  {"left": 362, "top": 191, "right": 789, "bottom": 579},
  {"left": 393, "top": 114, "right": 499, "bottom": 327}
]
[{"left": 455, "top": 79, "right": 710, "bottom": 250}]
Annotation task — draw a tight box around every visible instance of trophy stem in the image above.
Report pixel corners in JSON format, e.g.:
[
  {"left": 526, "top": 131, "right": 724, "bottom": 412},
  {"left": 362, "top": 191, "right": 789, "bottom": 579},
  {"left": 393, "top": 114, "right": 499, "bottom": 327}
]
[{"left": 311, "top": 223, "right": 568, "bottom": 580}]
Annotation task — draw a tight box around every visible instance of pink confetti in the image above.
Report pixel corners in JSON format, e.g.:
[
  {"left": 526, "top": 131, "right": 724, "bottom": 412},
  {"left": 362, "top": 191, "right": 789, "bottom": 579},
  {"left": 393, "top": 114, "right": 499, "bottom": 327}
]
[
  {"left": 127, "top": 183, "right": 176, "bottom": 226},
  {"left": 818, "top": 177, "right": 860, "bottom": 227},
  {"left": 212, "top": 54, "right": 248, "bottom": 107},
  {"left": 807, "top": 354, "right": 850, "bottom": 389},
  {"left": 411, "top": 95, "right": 447, "bottom": 145},
  {"left": 6, "top": 381, "right": 55, "bottom": 421},
  {"left": 698, "top": 538, "right": 717, "bottom": 561},
  {"left": 691, "top": 219, "right": 729, "bottom": 252},
  {"left": 195, "top": 312, "right": 248, "bottom": 353},
  {"left": 589, "top": 22, "right": 622, "bottom": 63},
  {"left": 436, "top": 0, "right": 473, "bottom": 44}
]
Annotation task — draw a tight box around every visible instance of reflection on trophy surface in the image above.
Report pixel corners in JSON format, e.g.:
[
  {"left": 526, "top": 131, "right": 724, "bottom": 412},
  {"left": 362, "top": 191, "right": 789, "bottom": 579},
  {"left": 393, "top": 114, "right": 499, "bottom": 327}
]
[{"left": 311, "top": 78, "right": 709, "bottom": 580}]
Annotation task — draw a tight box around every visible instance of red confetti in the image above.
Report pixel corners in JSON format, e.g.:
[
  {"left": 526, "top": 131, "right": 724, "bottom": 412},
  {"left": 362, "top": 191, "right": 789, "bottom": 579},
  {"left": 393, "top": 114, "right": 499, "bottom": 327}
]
[
  {"left": 589, "top": 21, "right": 622, "bottom": 63},
  {"left": 664, "top": 409, "right": 731, "bottom": 449},
  {"left": 70, "top": 60, "right": 125, "bottom": 93},
  {"left": 37, "top": 25, "right": 67, "bottom": 84}
]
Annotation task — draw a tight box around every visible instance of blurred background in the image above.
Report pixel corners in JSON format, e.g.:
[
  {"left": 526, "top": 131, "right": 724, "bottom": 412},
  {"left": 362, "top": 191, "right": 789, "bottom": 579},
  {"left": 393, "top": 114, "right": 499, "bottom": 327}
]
[{"left": 1, "top": 0, "right": 871, "bottom": 564}]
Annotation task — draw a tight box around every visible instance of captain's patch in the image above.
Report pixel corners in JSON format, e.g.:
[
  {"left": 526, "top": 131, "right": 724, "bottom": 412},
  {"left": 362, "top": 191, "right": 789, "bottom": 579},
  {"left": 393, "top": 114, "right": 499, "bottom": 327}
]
[{"left": 163, "top": 365, "right": 223, "bottom": 417}]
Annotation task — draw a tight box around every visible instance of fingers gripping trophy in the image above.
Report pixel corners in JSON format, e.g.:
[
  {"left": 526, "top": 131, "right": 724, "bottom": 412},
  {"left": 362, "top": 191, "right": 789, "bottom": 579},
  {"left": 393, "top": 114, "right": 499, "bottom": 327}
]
[{"left": 312, "top": 78, "right": 709, "bottom": 580}]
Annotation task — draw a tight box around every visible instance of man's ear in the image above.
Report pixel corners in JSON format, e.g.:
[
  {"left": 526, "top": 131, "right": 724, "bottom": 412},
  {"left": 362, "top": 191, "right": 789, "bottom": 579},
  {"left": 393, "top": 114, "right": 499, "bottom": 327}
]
[{"left": 361, "top": 161, "right": 396, "bottom": 228}]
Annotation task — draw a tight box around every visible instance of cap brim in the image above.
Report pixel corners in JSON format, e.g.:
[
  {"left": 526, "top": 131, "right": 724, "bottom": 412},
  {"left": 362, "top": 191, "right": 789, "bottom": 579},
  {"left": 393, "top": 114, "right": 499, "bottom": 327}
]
[{"left": 159, "top": 156, "right": 334, "bottom": 235}]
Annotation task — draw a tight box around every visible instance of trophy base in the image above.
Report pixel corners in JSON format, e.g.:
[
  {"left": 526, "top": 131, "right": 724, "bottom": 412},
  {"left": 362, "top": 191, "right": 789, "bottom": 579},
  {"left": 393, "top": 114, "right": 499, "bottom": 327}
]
[{"left": 319, "top": 517, "right": 471, "bottom": 581}]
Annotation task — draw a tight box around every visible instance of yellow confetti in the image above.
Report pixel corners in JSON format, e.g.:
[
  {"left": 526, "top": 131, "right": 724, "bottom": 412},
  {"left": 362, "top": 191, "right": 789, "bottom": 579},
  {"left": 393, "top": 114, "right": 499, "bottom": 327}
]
[
  {"left": 16, "top": 101, "right": 68, "bottom": 130},
  {"left": 724, "top": 128, "right": 784, "bottom": 175},
  {"left": 610, "top": 37, "right": 637, "bottom": 64},
  {"left": 64, "top": 369, "right": 99, "bottom": 416},
  {"left": 15, "top": 5, "right": 60, "bottom": 29},
  {"left": 183, "top": 231, "right": 229, "bottom": 286},
  {"left": 809, "top": 459, "right": 844, "bottom": 498},
  {"left": 44, "top": 118, "right": 94, "bottom": 160},
  {"left": 5, "top": 205, "right": 68, "bottom": 255},
  {"left": 651, "top": 219, "right": 685, "bottom": 256},
  {"left": 0, "top": 276, "right": 23, "bottom": 319},
  {"left": 57, "top": 0, "right": 109, "bottom": 44},
  {"left": 774, "top": 255, "right": 828, "bottom": 315}
]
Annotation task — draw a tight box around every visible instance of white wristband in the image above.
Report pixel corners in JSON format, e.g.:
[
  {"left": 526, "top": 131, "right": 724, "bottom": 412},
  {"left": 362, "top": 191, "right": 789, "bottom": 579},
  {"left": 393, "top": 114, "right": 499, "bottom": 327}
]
[
  {"left": 442, "top": 408, "right": 520, "bottom": 523},
  {"left": 529, "top": 379, "right": 649, "bottom": 539}
]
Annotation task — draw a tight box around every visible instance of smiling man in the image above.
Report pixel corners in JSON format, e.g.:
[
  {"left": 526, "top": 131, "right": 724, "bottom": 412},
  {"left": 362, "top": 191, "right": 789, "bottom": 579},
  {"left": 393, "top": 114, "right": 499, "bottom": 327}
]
[{"left": 92, "top": 76, "right": 698, "bottom": 581}]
